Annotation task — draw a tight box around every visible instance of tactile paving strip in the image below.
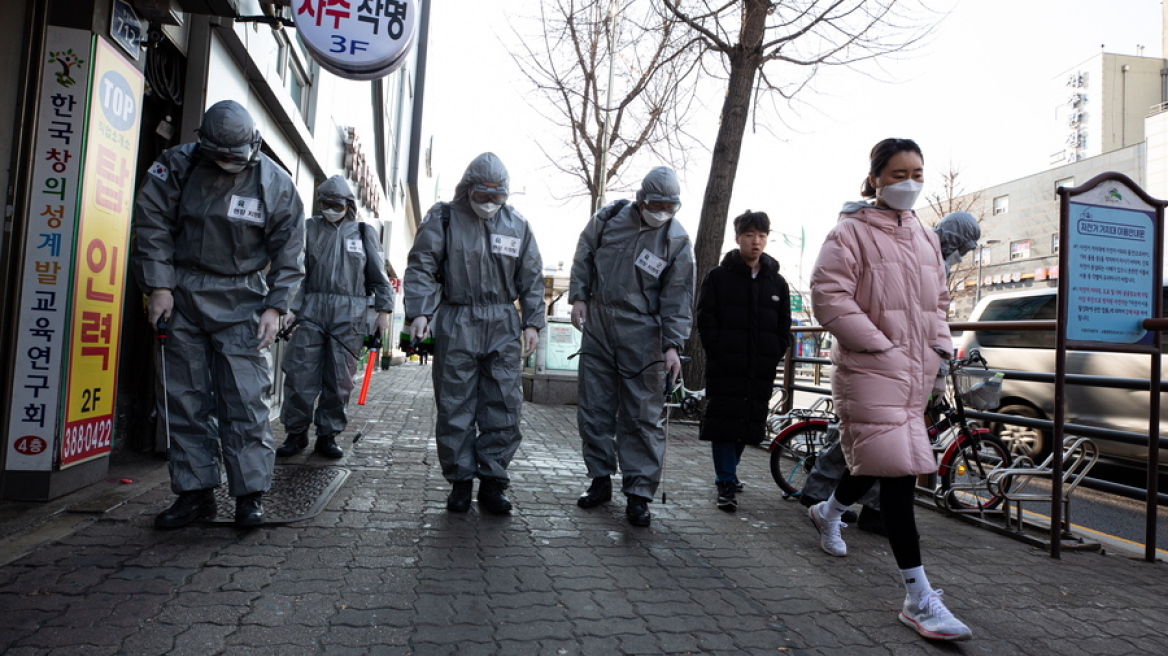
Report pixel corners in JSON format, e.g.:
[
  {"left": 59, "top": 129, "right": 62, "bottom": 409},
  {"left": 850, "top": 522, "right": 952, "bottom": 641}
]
[{"left": 204, "top": 465, "right": 350, "bottom": 525}]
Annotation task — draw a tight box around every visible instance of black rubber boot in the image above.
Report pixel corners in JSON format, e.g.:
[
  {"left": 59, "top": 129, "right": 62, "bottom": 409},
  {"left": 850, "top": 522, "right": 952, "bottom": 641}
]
[
  {"left": 447, "top": 480, "right": 473, "bottom": 512},
  {"left": 626, "top": 495, "right": 651, "bottom": 528},
  {"left": 477, "top": 477, "right": 513, "bottom": 515},
  {"left": 275, "top": 430, "right": 308, "bottom": 457},
  {"left": 577, "top": 475, "right": 613, "bottom": 509},
  {"left": 314, "top": 433, "right": 343, "bottom": 459},
  {"left": 234, "top": 492, "right": 264, "bottom": 527},
  {"left": 716, "top": 480, "right": 737, "bottom": 512},
  {"left": 154, "top": 489, "right": 217, "bottom": 528},
  {"left": 858, "top": 506, "right": 887, "bottom": 536}
]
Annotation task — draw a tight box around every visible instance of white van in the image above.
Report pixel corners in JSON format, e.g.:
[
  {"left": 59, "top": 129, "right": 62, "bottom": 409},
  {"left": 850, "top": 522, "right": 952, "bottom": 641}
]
[{"left": 958, "top": 287, "right": 1167, "bottom": 466}]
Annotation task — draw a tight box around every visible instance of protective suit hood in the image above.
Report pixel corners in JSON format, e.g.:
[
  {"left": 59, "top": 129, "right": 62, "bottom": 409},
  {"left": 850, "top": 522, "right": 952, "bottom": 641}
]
[
  {"left": 635, "top": 166, "right": 682, "bottom": 209},
  {"left": 197, "top": 100, "right": 261, "bottom": 167},
  {"left": 317, "top": 174, "right": 357, "bottom": 223},
  {"left": 453, "top": 152, "right": 510, "bottom": 206},
  {"left": 934, "top": 211, "right": 981, "bottom": 261}
]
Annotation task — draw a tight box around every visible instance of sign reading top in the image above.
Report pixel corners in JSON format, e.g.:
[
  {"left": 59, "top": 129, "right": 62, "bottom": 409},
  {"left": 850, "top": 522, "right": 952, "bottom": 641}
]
[{"left": 294, "top": 0, "right": 418, "bottom": 80}]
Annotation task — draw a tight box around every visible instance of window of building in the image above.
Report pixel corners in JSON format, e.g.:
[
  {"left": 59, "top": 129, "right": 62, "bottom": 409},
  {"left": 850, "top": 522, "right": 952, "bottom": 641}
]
[
  {"left": 276, "top": 33, "right": 312, "bottom": 120},
  {"left": 1055, "top": 177, "right": 1075, "bottom": 192},
  {"left": 1051, "top": 232, "right": 1059, "bottom": 254},
  {"left": 993, "top": 195, "right": 1009, "bottom": 215},
  {"left": 1011, "top": 240, "right": 1031, "bottom": 260}
]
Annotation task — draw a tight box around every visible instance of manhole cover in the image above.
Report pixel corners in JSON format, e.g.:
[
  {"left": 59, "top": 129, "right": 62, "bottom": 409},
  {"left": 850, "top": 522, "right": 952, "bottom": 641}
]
[{"left": 204, "top": 465, "right": 349, "bottom": 525}]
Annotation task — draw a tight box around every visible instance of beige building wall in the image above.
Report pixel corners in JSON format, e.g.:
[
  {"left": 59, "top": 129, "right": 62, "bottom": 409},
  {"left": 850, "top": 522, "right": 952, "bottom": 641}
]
[
  {"left": 920, "top": 144, "right": 1146, "bottom": 319},
  {"left": 1145, "top": 108, "right": 1168, "bottom": 201},
  {"left": 1053, "top": 54, "right": 1164, "bottom": 166}
]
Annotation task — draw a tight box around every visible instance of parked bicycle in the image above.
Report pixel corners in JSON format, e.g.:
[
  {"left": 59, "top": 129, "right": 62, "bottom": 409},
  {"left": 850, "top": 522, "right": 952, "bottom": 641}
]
[
  {"left": 660, "top": 368, "right": 705, "bottom": 424},
  {"left": 766, "top": 392, "right": 837, "bottom": 497},
  {"left": 767, "top": 350, "right": 1013, "bottom": 512}
]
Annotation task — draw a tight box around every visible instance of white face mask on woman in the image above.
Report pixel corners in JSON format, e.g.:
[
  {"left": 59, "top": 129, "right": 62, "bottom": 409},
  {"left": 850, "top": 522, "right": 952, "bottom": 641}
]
[{"left": 878, "top": 179, "right": 923, "bottom": 211}]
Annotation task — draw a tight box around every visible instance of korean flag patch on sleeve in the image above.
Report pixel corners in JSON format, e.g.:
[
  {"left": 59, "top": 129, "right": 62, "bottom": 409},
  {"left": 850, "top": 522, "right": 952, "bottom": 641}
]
[{"left": 148, "top": 161, "right": 169, "bottom": 182}]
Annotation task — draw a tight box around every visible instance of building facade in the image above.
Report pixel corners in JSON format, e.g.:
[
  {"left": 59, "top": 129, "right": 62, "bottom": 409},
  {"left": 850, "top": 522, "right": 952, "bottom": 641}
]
[
  {"left": 920, "top": 44, "right": 1168, "bottom": 320},
  {"left": 0, "top": 0, "right": 432, "bottom": 500}
]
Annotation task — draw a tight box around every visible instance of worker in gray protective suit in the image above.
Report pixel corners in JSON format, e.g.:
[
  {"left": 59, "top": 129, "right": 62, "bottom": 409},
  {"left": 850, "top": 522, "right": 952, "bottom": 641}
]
[
  {"left": 276, "top": 175, "right": 393, "bottom": 459},
  {"left": 569, "top": 166, "right": 695, "bottom": 528},
  {"left": 133, "top": 100, "right": 305, "bottom": 529},
  {"left": 933, "top": 211, "right": 981, "bottom": 277},
  {"left": 404, "top": 153, "right": 545, "bottom": 515}
]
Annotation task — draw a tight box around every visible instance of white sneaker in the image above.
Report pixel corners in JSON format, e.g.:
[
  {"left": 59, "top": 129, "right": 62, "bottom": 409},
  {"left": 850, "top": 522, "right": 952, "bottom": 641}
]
[
  {"left": 807, "top": 502, "right": 847, "bottom": 556},
  {"left": 899, "top": 589, "right": 973, "bottom": 641}
]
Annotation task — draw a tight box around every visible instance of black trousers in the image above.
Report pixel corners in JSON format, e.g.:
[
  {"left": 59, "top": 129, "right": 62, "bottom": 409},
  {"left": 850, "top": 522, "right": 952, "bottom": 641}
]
[{"left": 835, "top": 471, "right": 920, "bottom": 569}]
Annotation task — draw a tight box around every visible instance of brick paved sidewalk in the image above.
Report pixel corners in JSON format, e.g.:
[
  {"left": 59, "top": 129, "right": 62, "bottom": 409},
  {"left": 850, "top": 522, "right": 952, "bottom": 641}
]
[{"left": 1, "top": 362, "right": 1167, "bottom": 655}]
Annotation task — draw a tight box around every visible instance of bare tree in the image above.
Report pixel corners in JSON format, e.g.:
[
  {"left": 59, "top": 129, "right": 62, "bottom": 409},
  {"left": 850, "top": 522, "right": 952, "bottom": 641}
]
[
  {"left": 925, "top": 161, "right": 983, "bottom": 224},
  {"left": 662, "top": 0, "right": 938, "bottom": 386},
  {"left": 916, "top": 163, "right": 985, "bottom": 311},
  {"left": 512, "top": 0, "right": 703, "bottom": 210}
]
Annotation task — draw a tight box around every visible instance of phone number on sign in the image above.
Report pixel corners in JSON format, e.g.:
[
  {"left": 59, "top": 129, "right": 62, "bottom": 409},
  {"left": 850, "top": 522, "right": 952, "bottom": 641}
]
[{"left": 62, "top": 418, "right": 112, "bottom": 459}]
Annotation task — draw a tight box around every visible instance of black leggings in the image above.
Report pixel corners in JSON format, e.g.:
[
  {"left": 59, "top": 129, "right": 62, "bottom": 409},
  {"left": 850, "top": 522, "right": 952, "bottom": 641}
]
[{"left": 835, "top": 471, "right": 920, "bottom": 569}]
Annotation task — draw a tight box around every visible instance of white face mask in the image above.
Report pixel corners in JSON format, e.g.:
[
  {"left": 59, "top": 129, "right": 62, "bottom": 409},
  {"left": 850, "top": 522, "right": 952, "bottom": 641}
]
[
  {"left": 878, "top": 179, "right": 923, "bottom": 211},
  {"left": 217, "top": 160, "right": 247, "bottom": 174},
  {"left": 471, "top": 201, "right": 502, "bottom": 220},
  {"left": 642, "top": 210, "right": 674, "bottom": 227},
  {"left": 322, "top": 208, "right": 346, "bottom": 223}
]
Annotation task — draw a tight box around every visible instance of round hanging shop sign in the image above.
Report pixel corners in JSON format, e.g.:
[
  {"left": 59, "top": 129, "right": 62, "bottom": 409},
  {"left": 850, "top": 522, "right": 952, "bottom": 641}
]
[{"left": 293, "top": 0, "right": 418, "bottom": 80}]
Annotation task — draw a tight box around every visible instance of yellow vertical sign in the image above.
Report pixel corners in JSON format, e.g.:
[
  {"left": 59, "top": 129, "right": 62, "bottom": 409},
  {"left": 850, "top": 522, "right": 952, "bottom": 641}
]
[{"left": 60, "top": 37, "right": 143, "bottom": 467}]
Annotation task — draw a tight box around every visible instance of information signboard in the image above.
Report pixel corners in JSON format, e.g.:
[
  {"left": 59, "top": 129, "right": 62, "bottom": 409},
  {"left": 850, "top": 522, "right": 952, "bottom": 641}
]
[
  {"left": 60, "top": 37, "right": 143, "bottom": 467},
  {"left": 4, "top": 27, "right": 92, "bottom": 472},
  {"left": 1065, "top": 181, "right": 1156, "bottom": 344}
]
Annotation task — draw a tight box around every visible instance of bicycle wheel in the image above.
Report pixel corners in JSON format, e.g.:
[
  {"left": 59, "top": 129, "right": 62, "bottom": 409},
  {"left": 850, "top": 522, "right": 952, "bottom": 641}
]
[
  {"left": 769, "top": 420, "right": 833, "bottom": 497},
  {"left": 940, "top": 430, "right": 1011, "bottom": 511}
]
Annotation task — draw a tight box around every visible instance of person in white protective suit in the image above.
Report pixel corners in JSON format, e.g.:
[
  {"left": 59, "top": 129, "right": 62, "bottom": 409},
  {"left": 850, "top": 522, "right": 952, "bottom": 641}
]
[
  {"left": 403, "top": 153, "right": 545, "bottom": 515},
  {"left": 276, "top": 175, "right": 393, "bottom": 459},
  {"left": 569, "top": 166, "right": 696, "bottom": 528},
  {"left": 132, "top": 100, "right": 305, "bottom": 528}
]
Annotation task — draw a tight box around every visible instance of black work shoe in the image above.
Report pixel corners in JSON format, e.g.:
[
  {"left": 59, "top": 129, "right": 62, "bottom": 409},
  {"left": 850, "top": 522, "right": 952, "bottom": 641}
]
[
  {"left": 477, "top": 477, "right": 513, "bottom": 515},
  {"left": 275, "top": 430, "right": 308, "bottom": 457},
  {"left": 577, "top": 475, "right": 613, "bottom": 509},
  {"left": 154, "top": 489, "right": 217, "bottom": 528},
  {"left": 626, "top": 495, "right": 651, "bottom": 528},
  {"left": 314, "top": 433, "right": 344, "bottom": 459},
  {"left": 235, "top": 492, "right": 264, "bottom": 527},
  {"left": 716, "top": 481, "right": 738, "bottom": 513},
  {"left": 733, "top": 476, "right": 745, "bottom": 493},
  {"left": 858, "top": 506, "right": 887, "bottom": 536},
  {"left": 447, "top": 480, "right": 473, "bottom": 512}
]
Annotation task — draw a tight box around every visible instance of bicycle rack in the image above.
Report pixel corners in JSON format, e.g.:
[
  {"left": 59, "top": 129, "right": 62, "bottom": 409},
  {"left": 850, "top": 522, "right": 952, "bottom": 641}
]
[{"left": 985, "top": 436, "right": 1102, "bottom": 548}]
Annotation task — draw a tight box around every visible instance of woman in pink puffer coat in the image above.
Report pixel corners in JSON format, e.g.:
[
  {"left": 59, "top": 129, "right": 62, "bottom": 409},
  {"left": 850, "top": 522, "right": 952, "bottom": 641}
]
[{"left": 805, "top": 139, "right": 972, "bottom": 643}]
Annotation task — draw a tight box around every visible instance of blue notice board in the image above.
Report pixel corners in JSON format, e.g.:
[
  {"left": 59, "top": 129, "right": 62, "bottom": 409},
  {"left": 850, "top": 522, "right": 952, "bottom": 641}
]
[{"left": 1066, "top": 185, "right": 1156, "bottom": 343}]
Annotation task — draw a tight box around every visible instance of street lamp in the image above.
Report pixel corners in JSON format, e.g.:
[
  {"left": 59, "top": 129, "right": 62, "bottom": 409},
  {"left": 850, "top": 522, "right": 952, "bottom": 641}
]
[
  {"left": 595, "top": 0, "right": 619, "bottom": 212},
  {"left": 974, "top": 239, "right": 1002, "bottom": 306}
]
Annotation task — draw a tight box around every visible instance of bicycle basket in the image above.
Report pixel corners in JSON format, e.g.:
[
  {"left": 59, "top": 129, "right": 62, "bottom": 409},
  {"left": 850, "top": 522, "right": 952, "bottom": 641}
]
[{"left": 954, "top": 369, "right": 1004, "bottom": 410}]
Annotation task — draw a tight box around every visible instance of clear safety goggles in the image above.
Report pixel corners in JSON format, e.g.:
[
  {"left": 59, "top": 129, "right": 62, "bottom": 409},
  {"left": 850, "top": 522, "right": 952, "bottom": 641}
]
[
  {"left": 645, "top": 200, "right": 681, "bottom": 214},
  {"left": 469, "top": 182, "right": 508, "bottom": 205},
  {"left": 199, "top": 142, "right": 253, "bottom": 166},
  {"left": 319, "top": 197, "right": 348, "bottom": 213}
]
